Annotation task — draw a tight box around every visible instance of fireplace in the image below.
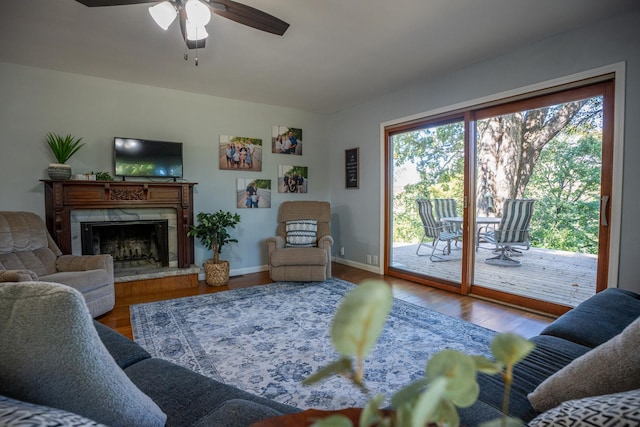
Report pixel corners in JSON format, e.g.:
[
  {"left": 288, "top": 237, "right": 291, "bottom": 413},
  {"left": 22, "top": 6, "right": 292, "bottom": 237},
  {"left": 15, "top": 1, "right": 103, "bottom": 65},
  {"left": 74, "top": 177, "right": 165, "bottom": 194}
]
[
  {"left": 42, "top": 180, "right": 196, "bottom": 269},
  {"left": 81, "top": 220, "right": 169, "bottom": 270}
]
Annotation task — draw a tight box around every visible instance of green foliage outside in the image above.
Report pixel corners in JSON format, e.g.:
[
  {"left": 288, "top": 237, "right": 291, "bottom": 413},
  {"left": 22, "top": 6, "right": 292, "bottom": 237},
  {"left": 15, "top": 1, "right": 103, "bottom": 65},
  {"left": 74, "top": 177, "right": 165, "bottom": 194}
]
[{"left": 392, "top": 97, "right": 603, "bottom": 254}]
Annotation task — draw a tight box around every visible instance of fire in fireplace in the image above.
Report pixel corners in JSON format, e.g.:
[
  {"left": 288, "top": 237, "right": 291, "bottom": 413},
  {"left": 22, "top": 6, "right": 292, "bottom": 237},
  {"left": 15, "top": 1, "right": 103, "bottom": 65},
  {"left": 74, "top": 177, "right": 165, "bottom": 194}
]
[{"left": 81, "top": 220, "right": 169, "bottom": 270}]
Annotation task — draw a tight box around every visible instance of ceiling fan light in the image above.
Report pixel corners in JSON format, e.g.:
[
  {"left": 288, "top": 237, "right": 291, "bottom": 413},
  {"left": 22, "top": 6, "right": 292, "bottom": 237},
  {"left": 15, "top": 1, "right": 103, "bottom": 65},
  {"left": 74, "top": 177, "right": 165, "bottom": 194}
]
[
  {"left": 185, "top": 0, "right": 211, "bottom": 27},
  {"left": 149, "top": 1, "right": 177, "bottom": 30},
  {"left": 186, "top": 21, "right": 209, "bottom": 41}
]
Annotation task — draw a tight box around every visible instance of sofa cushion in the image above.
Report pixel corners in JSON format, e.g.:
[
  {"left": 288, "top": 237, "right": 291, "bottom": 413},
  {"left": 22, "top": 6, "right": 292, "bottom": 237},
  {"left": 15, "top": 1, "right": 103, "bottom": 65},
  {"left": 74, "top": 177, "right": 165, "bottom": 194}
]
[
  {"left": 0, "top": 281, "right": 166, "bottom": 427},
  {"left": 0, "top": 394, "right": 106, "bottom": 427},
  {"left": 285, "top": 219, "right": 318, "bottom": 247},
  {"left": 0, "top": 211, "right": 50, "bottom": 253},
  {"left": 539, "top": 288, "right": 640, "bottom": 348},
  {"left": 528, "top": 316, "right": 640, "bottom": 412},
  {"left": 124, "top": 357, "right": 300, "bottom": 426},
  {"left": 192, "top": 399, "right": 284, "bottom": 427},
  {"left": 0, "top": 247, "right": 58, "bottom": 277},
  {"left": 94, "top": 320, "right": 151, "bottom": 369},
  {"left": 463, "top": 335, "right": 591, "bottom": 424},
  {"left": 528, "top": 388, "right": 640, "bottom": 426}
]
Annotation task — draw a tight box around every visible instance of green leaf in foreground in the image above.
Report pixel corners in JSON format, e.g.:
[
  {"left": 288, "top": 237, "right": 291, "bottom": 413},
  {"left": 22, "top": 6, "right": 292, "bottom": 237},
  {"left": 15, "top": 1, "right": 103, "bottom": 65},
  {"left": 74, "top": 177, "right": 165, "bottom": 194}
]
[
  {"left": 303, "top": 358, "right": 353, "bottom": 386},
  {"left": 480, "top": 416, "right": 526, "bottom": 427},
  {"left": 490, "top": 333, "right": 535, "bottom": 366},
  {"left": 311, "top": 414, "right": 353, "bottom": 427},
  {"left": 331, "top": 280, "right": 393, "bottom": 359}
]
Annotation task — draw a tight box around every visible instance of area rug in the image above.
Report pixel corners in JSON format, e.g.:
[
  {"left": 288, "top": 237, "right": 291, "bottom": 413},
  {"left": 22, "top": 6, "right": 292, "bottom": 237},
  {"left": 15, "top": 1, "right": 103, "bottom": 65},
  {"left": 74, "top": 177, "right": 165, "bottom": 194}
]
[{"left": 130, "top": 278, "right": 495, "bottom": 409}]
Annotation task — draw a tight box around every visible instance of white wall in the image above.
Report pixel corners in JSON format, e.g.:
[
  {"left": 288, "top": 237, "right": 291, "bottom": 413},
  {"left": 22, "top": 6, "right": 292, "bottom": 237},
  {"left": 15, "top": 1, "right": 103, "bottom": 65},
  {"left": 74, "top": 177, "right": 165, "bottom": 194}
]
[
  {"left": 0, "top": 63, "right": 328, "bottom": 274},
  {"left": 327, "top": 9, "right": 640, "bottom": 293}
]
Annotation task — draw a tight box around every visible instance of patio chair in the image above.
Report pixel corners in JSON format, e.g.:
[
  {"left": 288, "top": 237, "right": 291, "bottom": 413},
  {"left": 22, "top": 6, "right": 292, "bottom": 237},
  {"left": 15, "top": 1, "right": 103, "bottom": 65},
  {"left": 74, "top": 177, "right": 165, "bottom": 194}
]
[
  {"left": 416, "top": 199, "right": 462, "bottom": 261},
  {"left": 433, "top": 198, "right": 461, "bottom": 234},
  {"left": 484, "top": 199, "right": 535, "bottom": 267}
]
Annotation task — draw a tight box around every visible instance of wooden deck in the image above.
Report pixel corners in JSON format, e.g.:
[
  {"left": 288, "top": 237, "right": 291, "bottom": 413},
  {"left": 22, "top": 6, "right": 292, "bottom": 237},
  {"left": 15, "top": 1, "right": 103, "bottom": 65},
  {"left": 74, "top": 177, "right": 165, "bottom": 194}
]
[{"left": 391, "top": 243, "right": 597, "bottom": 307}]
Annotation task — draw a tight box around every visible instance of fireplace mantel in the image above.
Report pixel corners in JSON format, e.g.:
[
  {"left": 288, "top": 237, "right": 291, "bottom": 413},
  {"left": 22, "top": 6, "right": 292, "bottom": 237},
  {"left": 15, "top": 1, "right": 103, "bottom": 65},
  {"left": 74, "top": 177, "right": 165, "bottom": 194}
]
[{"left": 42, "top": 180, "right": 197, "bottom": 268}]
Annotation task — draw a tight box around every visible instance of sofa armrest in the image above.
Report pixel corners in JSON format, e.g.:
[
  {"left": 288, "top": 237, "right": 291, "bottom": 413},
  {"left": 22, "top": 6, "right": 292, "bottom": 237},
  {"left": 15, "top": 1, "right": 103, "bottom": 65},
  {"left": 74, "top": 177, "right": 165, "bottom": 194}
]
[
  {"left": 56, "top": 254, "right": 114, "bottom": 282},
  {"left": 318, "top": 235, "right": 334, "bottom": 250},
  {"left": 266, "top": 236, "right": 286, "bottom": 255},
  {"left": 0, "top": 269, "right": 38, "bottom": 282}
]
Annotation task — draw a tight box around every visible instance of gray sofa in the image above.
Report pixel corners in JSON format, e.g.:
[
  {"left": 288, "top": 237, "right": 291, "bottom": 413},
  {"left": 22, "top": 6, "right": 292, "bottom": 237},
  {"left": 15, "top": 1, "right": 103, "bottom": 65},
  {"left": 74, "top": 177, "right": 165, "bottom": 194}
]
[
  {"left": 459, "top": 287, "right": 640, "bottom": 426},
  {"left": 0, "top": 211, "right": 114, "bottom": 317},
  {"left": 0, "top": 281, "right": 300, "bottom": 427}
]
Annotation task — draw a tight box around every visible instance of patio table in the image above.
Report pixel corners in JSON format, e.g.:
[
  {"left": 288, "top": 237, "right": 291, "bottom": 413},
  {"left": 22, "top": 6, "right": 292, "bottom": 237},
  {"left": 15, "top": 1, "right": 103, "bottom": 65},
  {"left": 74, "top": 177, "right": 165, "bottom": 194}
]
[{"left": 441, "top": 216, "right": 501, "bottom": 249}]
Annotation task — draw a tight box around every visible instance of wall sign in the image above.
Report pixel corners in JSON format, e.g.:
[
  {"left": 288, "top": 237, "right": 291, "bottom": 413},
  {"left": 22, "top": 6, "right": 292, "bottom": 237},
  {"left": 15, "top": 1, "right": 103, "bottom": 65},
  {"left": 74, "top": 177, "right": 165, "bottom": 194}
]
[{"left": 345, "top": 147, "right": 359, "bottom": 189}]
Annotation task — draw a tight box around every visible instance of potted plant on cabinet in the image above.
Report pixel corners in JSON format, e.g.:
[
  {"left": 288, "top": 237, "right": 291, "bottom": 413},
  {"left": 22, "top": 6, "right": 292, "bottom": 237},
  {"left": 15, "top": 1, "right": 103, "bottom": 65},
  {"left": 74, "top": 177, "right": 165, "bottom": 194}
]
[
  {"left": 44, "top": 132, "right": 85, "bottom": 180},
  {"left": 188, "top": 210, "right": 241, "bottom": 286}
]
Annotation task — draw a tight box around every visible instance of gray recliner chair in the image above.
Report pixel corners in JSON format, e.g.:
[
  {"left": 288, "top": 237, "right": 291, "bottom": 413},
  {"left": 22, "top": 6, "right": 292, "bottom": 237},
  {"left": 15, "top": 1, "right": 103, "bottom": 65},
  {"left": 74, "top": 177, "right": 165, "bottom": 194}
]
[{"left": 0, "top": 211, "right": 114, "bottom": 317}]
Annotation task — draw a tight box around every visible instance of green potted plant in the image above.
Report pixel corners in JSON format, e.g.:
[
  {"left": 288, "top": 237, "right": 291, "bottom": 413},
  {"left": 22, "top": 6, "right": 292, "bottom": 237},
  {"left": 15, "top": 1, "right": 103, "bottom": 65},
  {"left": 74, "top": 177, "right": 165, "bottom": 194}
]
[
  {"left": 188, "top": 210, "right": 241, "bottom": 286},
  {"left": 301, "top": 280, "right": 534, "bottom": 427},
  {"left": 45, "top": 132, "right": 85, "bottom": 180}
]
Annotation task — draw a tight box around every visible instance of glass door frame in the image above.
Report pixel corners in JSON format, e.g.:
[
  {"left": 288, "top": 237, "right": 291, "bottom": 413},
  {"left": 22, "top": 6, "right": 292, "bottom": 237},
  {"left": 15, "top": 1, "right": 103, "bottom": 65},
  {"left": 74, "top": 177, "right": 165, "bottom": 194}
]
[{"left": 384, "top": 78, "right": 616, "bottom": 314}]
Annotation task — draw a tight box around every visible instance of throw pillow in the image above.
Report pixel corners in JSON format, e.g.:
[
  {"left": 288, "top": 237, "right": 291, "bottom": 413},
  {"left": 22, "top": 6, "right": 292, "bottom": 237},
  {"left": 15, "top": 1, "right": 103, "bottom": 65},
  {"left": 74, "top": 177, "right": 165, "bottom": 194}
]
[
  {"left": 0, "top": 394, "right": 106, "bottom": 427},
  {"left": 285, "top": 219, "right": 318, "bottom": 247},
  {"left": 0, "top": 281, "right": 167, "bottom": 427},
  {"left": 528, "top": 388, "right": 640, "bottom": 426},
  {"left": 528, "top": 316, "right": 640, "bottom": 412}
]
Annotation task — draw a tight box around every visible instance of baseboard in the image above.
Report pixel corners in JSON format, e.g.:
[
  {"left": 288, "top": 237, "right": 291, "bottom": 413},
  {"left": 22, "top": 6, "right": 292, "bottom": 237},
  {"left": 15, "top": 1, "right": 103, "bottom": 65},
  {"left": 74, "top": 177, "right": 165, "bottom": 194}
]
[
  {"left": 333, "top": 257, "right": 382, "bottom": 274},
  {"left": 201, "top": 260, "right": 380, "bottom": 281},
  {"left": 193, "top": 264, "right": 268, "bottom": 281}
]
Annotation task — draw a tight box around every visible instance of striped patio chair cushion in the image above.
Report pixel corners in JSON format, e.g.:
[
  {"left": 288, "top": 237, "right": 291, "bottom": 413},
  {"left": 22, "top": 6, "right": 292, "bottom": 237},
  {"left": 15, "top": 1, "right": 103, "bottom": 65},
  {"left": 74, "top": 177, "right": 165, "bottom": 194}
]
[
  {"left": 495, "top": 199, "right": 535, "bottom": 244},
  {"left": 433, "top": 199, "right": 457, "bottom": 221},
  {"left": 416, "top": 199, "right": 439, "bottom": 239}
]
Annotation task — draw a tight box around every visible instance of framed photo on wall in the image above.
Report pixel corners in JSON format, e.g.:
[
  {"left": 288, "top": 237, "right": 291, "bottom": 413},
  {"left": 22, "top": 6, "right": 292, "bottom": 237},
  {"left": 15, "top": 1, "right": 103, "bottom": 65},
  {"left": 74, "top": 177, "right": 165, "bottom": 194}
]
[
  {"left": 236, "top": 179, "right": 272, "bottom": 208},
  {"left": 345, "top": 147, "right": 359, "bottom": 189},
  {"left": 220, "top": 135, "right": 263, "bottom": 171},
  {"left": 277, "top": 165, "right": 308, "bottom": 193},
  {"left": 272, "top": 126, "right": 303, "bottom": 155}
]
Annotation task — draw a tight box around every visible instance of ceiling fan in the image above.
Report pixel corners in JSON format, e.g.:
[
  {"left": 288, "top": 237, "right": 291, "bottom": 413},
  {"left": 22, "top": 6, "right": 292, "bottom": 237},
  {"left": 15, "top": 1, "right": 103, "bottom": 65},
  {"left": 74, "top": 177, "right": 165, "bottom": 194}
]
[{"left": 75, "top": 0, "right": 289, "bottom": 63}]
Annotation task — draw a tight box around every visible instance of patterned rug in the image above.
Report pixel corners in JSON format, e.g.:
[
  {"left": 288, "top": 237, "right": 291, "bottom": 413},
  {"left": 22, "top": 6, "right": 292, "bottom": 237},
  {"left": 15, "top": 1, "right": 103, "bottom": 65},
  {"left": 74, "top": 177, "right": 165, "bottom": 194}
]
[{"left": 130, "top": 278, "right": 495, "bottom": 410}]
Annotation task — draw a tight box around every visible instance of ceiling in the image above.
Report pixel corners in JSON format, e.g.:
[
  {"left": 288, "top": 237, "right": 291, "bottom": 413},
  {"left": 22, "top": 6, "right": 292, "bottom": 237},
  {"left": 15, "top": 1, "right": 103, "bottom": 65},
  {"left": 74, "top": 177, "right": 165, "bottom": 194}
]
[{"left": 1, "top": 0, "right": 638, "bottom": 114}]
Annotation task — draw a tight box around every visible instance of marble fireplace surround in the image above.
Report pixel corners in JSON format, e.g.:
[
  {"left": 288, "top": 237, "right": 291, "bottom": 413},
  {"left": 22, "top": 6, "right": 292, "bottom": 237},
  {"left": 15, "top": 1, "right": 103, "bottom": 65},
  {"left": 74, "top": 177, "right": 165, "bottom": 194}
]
[{"left": 71, "top": 208, "right": 178, "bottom": 269}]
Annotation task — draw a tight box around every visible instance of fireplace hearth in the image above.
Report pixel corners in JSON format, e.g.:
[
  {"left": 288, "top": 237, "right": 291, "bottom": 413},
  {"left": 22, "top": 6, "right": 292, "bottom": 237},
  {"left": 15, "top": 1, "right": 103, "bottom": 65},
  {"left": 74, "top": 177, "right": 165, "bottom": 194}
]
[{"left": 81, "top": 220, "right": 169, "bottom": 270}]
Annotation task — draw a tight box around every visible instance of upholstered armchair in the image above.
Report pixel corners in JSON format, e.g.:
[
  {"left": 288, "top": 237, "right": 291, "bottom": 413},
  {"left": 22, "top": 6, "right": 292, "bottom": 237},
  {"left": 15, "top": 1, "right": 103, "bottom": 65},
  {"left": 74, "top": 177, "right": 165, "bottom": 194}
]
[
  {"left": 0, "top": 211, "right": 114, "bottom": 317},
  {"left": 266, "top": 201, "right": 333, "bottom": 282}
]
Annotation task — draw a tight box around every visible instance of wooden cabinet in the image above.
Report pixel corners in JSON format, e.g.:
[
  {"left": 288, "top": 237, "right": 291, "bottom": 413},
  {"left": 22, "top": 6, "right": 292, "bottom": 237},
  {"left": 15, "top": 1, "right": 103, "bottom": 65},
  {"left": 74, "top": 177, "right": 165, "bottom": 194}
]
[{"left": 42, "top": 180, "right": 197, "bottom": 268}]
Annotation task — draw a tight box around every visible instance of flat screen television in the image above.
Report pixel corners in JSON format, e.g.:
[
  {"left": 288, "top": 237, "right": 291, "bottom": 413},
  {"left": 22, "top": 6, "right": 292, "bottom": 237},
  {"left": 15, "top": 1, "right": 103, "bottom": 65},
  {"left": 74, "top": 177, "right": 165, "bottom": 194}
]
[{"left": 114, "top": 137, "right": 183, "bottom": 179}]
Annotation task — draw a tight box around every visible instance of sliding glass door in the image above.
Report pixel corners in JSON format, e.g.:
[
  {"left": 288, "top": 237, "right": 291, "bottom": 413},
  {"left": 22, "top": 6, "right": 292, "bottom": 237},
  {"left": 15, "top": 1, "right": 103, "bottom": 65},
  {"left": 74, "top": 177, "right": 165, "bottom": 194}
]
[{"left": 385, "top": 80, "right": 614, "bottom": 311}]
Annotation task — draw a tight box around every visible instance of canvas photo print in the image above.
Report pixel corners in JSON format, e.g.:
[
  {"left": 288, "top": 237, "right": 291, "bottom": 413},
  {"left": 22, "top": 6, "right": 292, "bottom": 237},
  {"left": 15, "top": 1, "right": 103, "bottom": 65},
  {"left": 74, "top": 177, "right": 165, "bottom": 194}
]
[
  {"left": 237, "top": 179, "right": 272, "bottom": 208},
  {"left": 220, "top": 135, "right": 263, "bottom": 171},
  {"left": 278, "top": 165, "right": 308, "bottom": 193},
  {"left": 271, "top": 126, "right": 303, "bottom": 155}
]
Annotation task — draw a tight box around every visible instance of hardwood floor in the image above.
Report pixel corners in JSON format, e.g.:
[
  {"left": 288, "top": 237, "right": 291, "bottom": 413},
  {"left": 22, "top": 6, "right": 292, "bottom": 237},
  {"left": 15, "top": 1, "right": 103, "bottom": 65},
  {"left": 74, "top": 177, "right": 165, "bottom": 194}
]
[{"left": 96, "top": 262, "right": 555, "bottom": 340}]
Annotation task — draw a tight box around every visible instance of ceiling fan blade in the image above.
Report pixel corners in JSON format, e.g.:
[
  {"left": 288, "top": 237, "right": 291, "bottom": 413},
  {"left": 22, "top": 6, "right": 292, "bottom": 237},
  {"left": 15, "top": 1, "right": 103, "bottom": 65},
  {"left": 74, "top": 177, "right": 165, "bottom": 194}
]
[
  {"left": 208, "top": 0, "right": 289, "bottom": 36},
  {"left": 75, "top": 0, "right": 155, "bottom": 6},
  {"left": 179, "top": 8, "right": 207, "bottom": 50}
]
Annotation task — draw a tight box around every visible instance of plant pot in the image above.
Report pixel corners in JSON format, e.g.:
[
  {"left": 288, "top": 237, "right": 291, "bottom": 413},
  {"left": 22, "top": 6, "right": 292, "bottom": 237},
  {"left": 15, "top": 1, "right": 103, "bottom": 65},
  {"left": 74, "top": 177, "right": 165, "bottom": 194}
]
[
  {"left": 48, "top": 163, "right": 72, "bottom": 180},
  {"left": 204, "top": 259, "right": 230, "bottom": 286}
]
